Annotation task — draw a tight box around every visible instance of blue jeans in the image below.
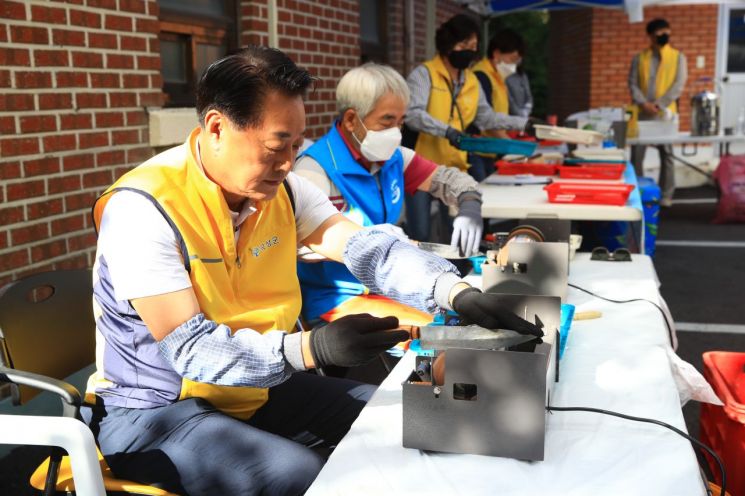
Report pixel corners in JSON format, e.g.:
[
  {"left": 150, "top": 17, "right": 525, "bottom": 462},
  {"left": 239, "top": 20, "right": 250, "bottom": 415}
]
[
  {"left": 82, "top": 373, "right": 375, "bottom": 496},
  {"left": 405, "top": 190, "right": 452, "bottom": 243}
]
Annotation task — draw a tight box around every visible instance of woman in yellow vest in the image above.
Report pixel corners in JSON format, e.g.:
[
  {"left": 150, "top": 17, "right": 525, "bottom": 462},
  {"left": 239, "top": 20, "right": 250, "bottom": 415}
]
[
  {"left": 403, "top": 14, "right": 530, "bottom": 244},
  {"left": 473, "top": 29, "right": 527, "bottom": 120},
  {"left": 80, "top": 46, "right": 543, "bottom": 496},
  {"left": 628, "top": 17, "right": 687, "bottom": 207}
]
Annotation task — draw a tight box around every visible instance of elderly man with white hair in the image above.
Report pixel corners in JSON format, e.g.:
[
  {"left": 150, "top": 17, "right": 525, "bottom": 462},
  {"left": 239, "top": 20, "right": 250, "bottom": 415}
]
[{"left": 294, "top": 63, "right": 483, "bottom": 327}]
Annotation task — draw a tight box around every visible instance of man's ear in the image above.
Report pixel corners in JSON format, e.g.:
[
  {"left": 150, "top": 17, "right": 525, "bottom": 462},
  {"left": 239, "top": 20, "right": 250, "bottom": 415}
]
[
  {"left": 203, "top": 110, "right": 224, "bottom": 143},
  {"left": 340, "top": 108, "right": 358, "bottom": 134}
]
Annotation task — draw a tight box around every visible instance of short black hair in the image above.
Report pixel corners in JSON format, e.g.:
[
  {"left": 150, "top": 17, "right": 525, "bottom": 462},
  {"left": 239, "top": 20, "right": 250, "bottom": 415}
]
[
  {"left": 196, "top": 45, "right": 315, "bottom": 129},
  {"left": 435, "top": 14, "right": 480, "bottom": 55},
  {"left": 646, "top": 18, "right": 670, "bottom": 35},
  {"left": 487, "top": 29, "right": 525, "bottom": 58}
]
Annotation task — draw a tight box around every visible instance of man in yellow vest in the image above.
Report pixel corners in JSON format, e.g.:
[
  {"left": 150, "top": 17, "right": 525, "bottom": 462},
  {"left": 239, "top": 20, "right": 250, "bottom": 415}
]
[
  {"left": 404, "top": 14, "right": 534, "bottom": 243},
  {"left": 473, "top": 29, "right": 526, "bottom": 120},
  {"left": 629, "top": 18, "right": 688, "bottom": 207},
  {"left": 81, "top": 46, "right": 543, "bottom": 495}
]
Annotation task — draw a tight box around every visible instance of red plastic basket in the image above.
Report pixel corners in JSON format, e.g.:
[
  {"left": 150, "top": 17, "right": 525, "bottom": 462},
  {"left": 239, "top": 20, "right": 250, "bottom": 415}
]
[
  {"left": 497, "top": 161, "right": 558, "bottom": 176},
  {"left": 557, "top": 164, "right": 625, "bottom": 180},
  {"left": 543, "top": 182, "right": 635, "bottom": 206},
  {"left": 700, "top": 351, "right": 745, "bottom": 496}
]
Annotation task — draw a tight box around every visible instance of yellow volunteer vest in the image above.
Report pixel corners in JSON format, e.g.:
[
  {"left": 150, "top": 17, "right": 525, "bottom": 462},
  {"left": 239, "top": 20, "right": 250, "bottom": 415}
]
[
  {"left": 92, "top": 128, "right": 301, "bottom": 420},
  {"left": 472, "top": 58, "right": 509, "bottom": 114},
  {"left": 414, "top": 55, "right": 480, "bottom": 171},
  {"left": 639, "top": 45, "right": 680, "bottom": 114}
]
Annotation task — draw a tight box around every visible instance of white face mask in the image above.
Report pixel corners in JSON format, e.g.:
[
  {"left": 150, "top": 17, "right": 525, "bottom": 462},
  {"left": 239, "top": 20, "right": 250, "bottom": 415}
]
[
  {"left": 496, "top": 61, "right": 517, "bottom": 79},
  {"left": 353, "top": 115, "right": 402, "bottom": 162}
]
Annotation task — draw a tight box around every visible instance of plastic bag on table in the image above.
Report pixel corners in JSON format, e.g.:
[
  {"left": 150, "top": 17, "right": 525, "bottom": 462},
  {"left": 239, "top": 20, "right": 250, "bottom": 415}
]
[{"left": 666, "top": 348, "right": 724, "bottom": 407}]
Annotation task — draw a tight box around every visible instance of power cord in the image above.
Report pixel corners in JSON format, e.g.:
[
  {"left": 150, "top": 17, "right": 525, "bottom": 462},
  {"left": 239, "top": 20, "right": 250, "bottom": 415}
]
[
  {"left": 568, "top": 283, "right": 674, "bottom": 347},
  {"left": 547, "top": 405, "right": 726, "bottom": 496}
]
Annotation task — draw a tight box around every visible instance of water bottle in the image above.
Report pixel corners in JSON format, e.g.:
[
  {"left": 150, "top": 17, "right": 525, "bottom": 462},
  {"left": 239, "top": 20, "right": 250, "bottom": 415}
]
[{"left": 737, "top": 107, "right": 745, "bottom": 135}]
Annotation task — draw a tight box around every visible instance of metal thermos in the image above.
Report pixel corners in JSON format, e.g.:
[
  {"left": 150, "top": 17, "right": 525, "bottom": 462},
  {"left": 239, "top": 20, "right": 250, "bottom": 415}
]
[{"left": 690, "top": 90, "right": 720, "bottom": 136}]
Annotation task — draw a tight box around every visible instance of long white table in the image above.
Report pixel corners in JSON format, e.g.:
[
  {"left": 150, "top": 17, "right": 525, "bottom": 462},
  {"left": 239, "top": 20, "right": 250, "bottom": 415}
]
[{"left": 307, "top": 253, "right": 705, "bottom": 496}]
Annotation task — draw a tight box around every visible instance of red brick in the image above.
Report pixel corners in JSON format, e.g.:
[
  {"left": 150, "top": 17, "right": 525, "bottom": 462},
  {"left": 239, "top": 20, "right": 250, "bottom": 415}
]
[
  {"left": 135, "top": 18, "right": 159, "bottom": 34},
  {"left": 76, "top": 93, "right": 107, "bottom": 109},
  {"left": 96, "top": 150, "right": 125, "bottom": 166},
  {"left": 122, "top": 74, "right": 148, "bottom": 88},
  {"left": 0, "top": 232, "right": 7, "bottom": 250},
  {"left": 52, "top": 28, "right": 86, "bottom": 46},
  {"left": 0, "top": 249, "right": 29, "bottom": 273},
  {"left": 88, "top": 0, "right": 117, "bottom": 8},
  {"left": 71, "top": 51, "right": 103, "bottom": 68},
  {"left": 19, "top": 115, "right": 57, "bottom": 133},
  {"left": 56, "top": 71, "right": 88, "bottom": 88},
  {"left": 14, "top": 71, "right": 53, "bottom": 89},
  {"left": 1, "top": 137, "right": 40, "bottom": 157},
  {"left": 138, "top": 91, "right": 163, "bottom": 106},
  {"left": 105, "top": 14, "right": 132, "bottom": 31},
  {"left": 0, "top": 48, "right": 31, "bottom": 66},
  {"left": 56, "top": 253, "right": 91, "bottom": 271},
  {"left": 10, "top": 25, "right": 49, "bottom": 44},
  {"left": 136, "top": 55, "right": 160, "bottom": 71},
  {"left": 69, "top": 9, "right": 100, "bottom": 28},
  {"left": 88, "top": 32, "right": 117, "bottom": 49},
  {"left": 67, "top": 232, "right": 97, "bottom": 251},
  {"left": 31, "top": 4, "right": 67, "bottom": 23},
  {"left": 94, "top": 112, "right": 124, "bottom": 128},
  {"left": 120, "top": 35, "right": 147, "bottom": 51},
  {"left": 109, "top": 92, "right": 137, "bottom": 107},
  {"left": 125, "top": 147, "right": 152, "bottom": 164},
  {"left": 59, "top": 113, "right": 92, "bottom": 130},
  {"left": 1, "top": 1, "right": 26, "bottom": 20},
  {"left": 78, "top": 131, "right": 109, "bottom": 149},
  {"left": 11, "top": 223, "right": 49, "bottom": 245},
  {"left": 38, "top": 93, "right": 73, "bottom": 110},
  {"left": 0, "top": 206, "right": 24, "bottom": 225},
  {"left": 111, "top": 129, "right": 139, "bottom": 145},
  {"left": 42, "top": 134, "right": 76, "bottom": 153},
  {"left": 150, "top": 73, "right": 162, "bottom": 89},
  {"left": 0, "top": 70, "right": 10, "bottom": 87},
  {"left": 90, "top": 73, "right": 120, "bottom": 88},
  {"left": 47, "top": 174, "right": 81, "bottom": 194},
  {"left": 126, "top": 110, "right": 147, "bottom": 126},
  {"left": 119, "top": 0, "right": 146, "bottom": 13},
  {"left": 62, "top": 153, "right": 95, "bottom": 172},
  {"left": 34, "top": 49, "right": 69, "bottom": 67},
  {"left": 0, "top": 161, "right": 21, "bottom": 180},
  {"left": 106, "top": 53, "right": 134, "bottom": 69},
  {"left": 6, "top": 179, "right": 44, "bottom": 201},
  {"left": 0, "top": 116, "right": 15, "bottom": 134},
  {"left": 23, "top": 157, "right": 60, "bottom": 177},
  {"left": 83, "top": 170, "right": 112, "bottom": 188},
  {"left": 31, "top": 239, "right": 68, "bottom": 263},
  {"left": 64, "top": 191, "right": 97, "bottom": 211},
  {"left": 26, "top": 198, "right": 63, "bottom": 220},
  {"left": 51, "top": 214, "right": 85, "bottom": 236}
]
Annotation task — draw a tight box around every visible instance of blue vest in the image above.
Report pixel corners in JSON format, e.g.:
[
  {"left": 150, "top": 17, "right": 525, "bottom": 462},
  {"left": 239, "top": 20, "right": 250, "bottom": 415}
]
[{"left": 298, "top": 125, "right": 405, "bottom": 321}]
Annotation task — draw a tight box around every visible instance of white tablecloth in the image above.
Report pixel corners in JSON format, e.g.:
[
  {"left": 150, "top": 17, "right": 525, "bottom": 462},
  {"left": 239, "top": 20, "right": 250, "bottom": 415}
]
[{"left": 306, "top": 253, "right": 705, "bottom": 496}]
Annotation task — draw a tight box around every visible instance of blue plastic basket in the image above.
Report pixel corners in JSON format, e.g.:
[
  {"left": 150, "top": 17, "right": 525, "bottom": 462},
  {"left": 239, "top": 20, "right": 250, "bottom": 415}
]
[
  {"left": 458, "top": 136, "right": 537, "bottom": 156},
  {"left": 559, "top": 303, "right": 575, "bottom": 359}
]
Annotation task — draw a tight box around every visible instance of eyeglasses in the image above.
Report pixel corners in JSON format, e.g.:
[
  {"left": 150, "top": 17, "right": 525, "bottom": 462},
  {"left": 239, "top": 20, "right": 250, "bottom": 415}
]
[{"left": 591, "top": 247, "right": 632, "bottom": 262}]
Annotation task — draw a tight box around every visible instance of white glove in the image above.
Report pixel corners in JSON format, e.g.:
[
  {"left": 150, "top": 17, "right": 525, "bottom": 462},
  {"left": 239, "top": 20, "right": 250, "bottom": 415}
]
[
  {"left": 372, "top": 223, "right": 411, "bottom": 243},
  {"left": 450, "top": 199, "right": 482, "bottom": 256}
]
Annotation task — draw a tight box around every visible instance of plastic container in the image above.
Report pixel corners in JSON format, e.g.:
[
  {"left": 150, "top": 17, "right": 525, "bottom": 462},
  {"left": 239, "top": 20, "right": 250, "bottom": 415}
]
[
  {"left": 458, "top": 136, "right": 537, "bottom": 156},
  {"left": 700, "top": 351, "right": 745, "bottom": 496},
  {"left": 533, "top": 125, "right": 604, "bottom": 146},
  {"left": 557, "top": 164, "right": 626, "bottom": 180},
  {"left": 497, "top": 161, "right": 558, "bottom": 176},
  {"left": 637, "top": 177, "right": 660, "bottom": 257},
  {"left": 543, "top": 182, "right": 635, "bottom": 206},
  {"left": 558, "top": 303, "right": 575, "bottom": 359}
]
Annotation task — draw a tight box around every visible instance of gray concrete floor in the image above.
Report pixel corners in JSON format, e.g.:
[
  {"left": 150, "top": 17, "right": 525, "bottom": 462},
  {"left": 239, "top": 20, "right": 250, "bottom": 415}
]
[{"left": 1, "top": 184, "right": 744, "bottom": 495}]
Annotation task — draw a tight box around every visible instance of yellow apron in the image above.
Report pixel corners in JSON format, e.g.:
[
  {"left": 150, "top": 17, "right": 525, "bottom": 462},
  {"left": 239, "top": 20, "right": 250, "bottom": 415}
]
[{"left": 639, "top": 45, "right": 680, "bottom": 114}]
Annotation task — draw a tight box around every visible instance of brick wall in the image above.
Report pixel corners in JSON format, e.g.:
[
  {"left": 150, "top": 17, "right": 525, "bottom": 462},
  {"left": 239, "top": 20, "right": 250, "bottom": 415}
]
[
  {"left": 549, "top": 5, "right": 718, "bottom": 127},
  {"left": 589, "top": 5, "right": 718, "bottom": 131},
  {"left": 548, "top": 9, "right": 593, "bottom": 122},
  {"left": 0, "top": 0, "right": 163, "bottom": 287}
]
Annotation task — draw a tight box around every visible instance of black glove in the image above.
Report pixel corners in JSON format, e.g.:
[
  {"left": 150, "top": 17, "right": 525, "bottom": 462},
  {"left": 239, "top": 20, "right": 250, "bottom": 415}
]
[
  {"left": 309, "top": 314, "right": 409, "bottom": 368},
  {"left": 445, "top": 127, "right": 467, "bottom": 149},
  {"left": 523, "top": 117, "right": 546, "bottom": 138},
  {"left": 451, "top": 287, "right": 544, "bottom": 337}
]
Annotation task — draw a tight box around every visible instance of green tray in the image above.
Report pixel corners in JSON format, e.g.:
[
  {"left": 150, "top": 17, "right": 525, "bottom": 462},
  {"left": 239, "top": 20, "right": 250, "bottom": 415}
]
[{"left": 458, "top": 136, "right": 538, "bottom": 156}]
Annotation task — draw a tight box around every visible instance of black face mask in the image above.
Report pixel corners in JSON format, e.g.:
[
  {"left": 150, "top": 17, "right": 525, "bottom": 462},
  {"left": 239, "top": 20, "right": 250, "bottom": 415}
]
[
  {"left": 656, "top": 33, "right": 669, "bottom": 46},
  {"left": 448, "top": 49, "right": 477, "bottom": 70}
]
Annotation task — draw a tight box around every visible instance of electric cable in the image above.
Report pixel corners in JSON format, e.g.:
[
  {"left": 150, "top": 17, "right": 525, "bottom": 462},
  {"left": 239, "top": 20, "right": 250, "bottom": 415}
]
[
  {"left": 568, "top": 282, "right": 674, "bottom": 346},
  {"left": 547, "top": 405, "right": 726, "bottom": 496}
]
